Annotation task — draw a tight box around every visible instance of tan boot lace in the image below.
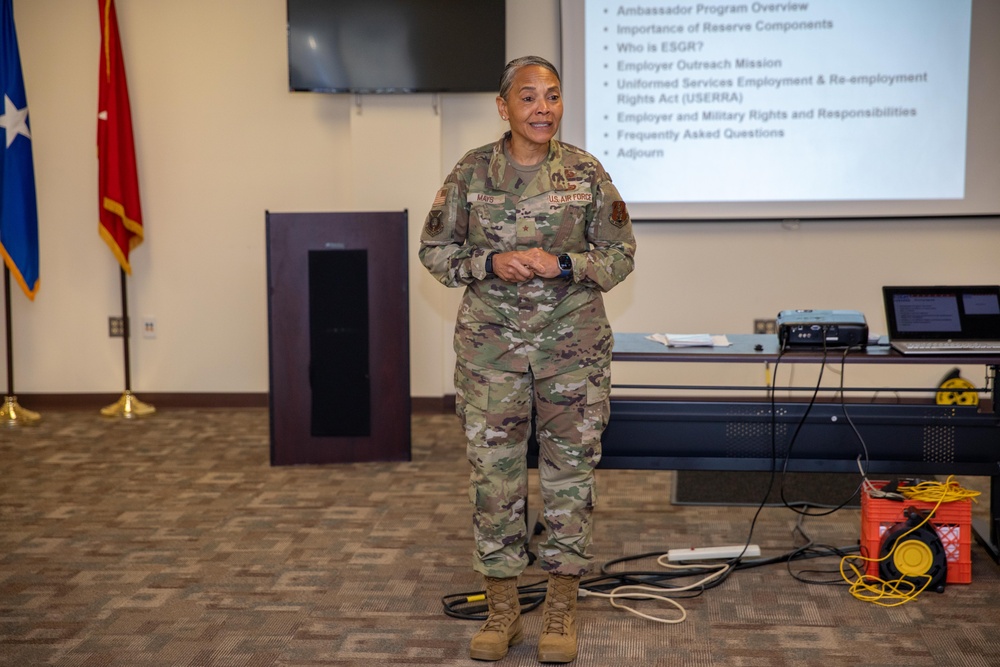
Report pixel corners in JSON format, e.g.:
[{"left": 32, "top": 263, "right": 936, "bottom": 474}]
[
  {"left": 482, "top": 577, "right": 520, "bottom": 631},
  {"left": 542, "top": 575, "right": 578, "bottom": 635},
  {"left": 542, "top": 607, "right": 571, "bottom": 635}
]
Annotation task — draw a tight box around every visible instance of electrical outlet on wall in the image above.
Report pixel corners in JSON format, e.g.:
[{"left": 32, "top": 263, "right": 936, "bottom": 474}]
[
  {"left": 109, "top": 316, "right": 126, "bottom": 337},
  {"left": 753, "top": 319, "right": 777, "bottom": 334}
]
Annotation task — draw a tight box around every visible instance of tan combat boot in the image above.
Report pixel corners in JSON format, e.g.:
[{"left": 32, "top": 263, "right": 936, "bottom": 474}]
[
  {"left": 537, "top": 573, "right": 580, "bottom": 663},
  {"left": 469, "top": 576, "right": 523, "bottom": 661}
]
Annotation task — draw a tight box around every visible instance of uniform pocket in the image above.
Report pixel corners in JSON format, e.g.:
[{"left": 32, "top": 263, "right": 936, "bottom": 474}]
[
  {"left": 583, "top": 368, "right": 611, "bottom": 447},
  {"left": 454, "top": 363, "right": 490, "bottom": 417}
]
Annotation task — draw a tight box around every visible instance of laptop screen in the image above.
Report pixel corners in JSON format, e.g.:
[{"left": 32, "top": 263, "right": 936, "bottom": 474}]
[{"left": 883, "top": 286, "right": 1000, "bottom": 341}]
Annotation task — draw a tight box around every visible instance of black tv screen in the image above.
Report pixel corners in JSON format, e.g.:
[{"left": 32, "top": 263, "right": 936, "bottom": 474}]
[{"left": 287, "top": 0, "right": 507, "bottom": 94}]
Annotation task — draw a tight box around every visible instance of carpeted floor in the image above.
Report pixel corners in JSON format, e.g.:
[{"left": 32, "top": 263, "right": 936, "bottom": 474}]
[{"left": 1, "top": 408, "right": 998, "bottom": 666}]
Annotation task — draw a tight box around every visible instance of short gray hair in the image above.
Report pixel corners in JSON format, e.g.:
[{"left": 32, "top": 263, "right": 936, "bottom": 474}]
[{"left": 498, "top": 56, "right": 561, "bottom": 99}]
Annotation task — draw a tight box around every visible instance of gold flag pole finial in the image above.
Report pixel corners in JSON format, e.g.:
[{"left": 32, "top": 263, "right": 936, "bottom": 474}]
[
  {"left": 1, "top": 395, "right": 41, "bottom": 426},
  {"left": 100, "top": 390, "right": 155, "bottom": 419}
]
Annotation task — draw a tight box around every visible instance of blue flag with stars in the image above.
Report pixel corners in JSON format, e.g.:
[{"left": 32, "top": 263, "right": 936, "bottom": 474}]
[{"left": 0, "top": 0, "right": 38, "bottom": 300}]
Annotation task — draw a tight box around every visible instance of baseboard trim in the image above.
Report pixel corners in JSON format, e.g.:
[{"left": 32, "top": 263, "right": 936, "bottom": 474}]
[
  {"left": 412, "top": 395, "right": 455, "bottom": 414},
  {"left": 13, "top": 393, "right": 269, "bottom": 410},
  {"left": 12, "top": 393, "right": 457, "bottom": 412}
]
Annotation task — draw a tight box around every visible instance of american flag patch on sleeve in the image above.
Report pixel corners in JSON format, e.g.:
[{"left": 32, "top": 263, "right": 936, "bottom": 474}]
[{"left": 432, "top": 187, "right": 448, "bottom": 207}]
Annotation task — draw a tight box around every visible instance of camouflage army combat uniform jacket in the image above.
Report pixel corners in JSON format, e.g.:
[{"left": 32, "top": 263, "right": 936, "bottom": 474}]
[{"left": 419, "top": 134, "right": 636, "bottom": 379}]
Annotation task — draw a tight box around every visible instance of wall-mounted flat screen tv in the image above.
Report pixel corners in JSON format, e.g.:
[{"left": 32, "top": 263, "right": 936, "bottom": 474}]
[{"left": 288, "top": 0, "right": 506, "bottom": 94}]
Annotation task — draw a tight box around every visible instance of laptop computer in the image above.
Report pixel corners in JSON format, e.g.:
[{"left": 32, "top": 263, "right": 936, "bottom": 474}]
[{"left": 882, "top": 285, "right": 1000, "bottom": 355}]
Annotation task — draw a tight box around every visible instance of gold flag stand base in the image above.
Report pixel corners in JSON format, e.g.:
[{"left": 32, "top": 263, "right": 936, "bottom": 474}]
[
  {"left": 1, "top": 395, "right": 41, "bottom": 426},
  {"left": 100, "top": 390, "right": 156, "bottom": 419}
]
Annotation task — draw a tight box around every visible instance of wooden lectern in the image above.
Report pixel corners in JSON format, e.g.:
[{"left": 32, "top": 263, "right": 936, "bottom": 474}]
[{"left": 266, "top": 211, "right": 410, "bottom": 465}]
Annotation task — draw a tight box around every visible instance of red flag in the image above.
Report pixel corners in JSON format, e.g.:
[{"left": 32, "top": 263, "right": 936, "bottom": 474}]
[{"left": 97, "top": 0, "right": 142, "bottom": 273}]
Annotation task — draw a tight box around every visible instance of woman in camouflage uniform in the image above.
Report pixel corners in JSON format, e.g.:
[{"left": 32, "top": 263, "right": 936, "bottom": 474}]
[{"left": 419, "top": 55, "right": 636, "bottom": 663}]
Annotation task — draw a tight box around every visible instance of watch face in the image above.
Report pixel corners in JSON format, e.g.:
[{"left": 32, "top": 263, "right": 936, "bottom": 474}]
[{"left": 559, "top": 255, "right": 572, "bottom": 270}]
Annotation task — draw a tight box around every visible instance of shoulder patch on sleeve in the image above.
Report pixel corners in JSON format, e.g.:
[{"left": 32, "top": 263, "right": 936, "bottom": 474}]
[
  {"left": 424, "top": 210, "right": 444, "bottom": 236},
  {"left": 610, "top": 201, "right": 629, "bottom": 228}
]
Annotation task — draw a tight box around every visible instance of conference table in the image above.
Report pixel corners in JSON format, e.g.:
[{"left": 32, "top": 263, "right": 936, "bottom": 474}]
[{"left": 595, "top": 333, "right": 1000, "bottom": 562}]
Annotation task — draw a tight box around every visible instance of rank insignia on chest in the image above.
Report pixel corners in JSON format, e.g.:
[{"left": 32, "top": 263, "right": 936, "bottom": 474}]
[
  {"left": 424, "top": 210, "right": 444, "bottom": 236},
  {"left": 610, "top": 201, "right": 629, "bottom": 228}
]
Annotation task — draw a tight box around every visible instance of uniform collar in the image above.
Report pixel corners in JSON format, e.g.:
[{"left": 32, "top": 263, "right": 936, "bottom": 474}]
[{"left": 486, "top": 133, "right": 568, "bottom": 198}]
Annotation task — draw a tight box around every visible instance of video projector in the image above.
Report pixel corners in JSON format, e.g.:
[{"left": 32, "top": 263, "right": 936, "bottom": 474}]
[{"left": 776, "top": 309, "right": 868, "bottom": 348}]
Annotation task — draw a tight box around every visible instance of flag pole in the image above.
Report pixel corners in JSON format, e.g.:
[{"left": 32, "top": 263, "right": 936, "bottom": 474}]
[
  {"left": 1, "top": 265, "right": 40, "bottom": 425},
  {"left": 100, "top": 267, "right": 154, "bottom": 418},
  {"left": 97, "top": 0, "right": 151, "bottom": 418}
]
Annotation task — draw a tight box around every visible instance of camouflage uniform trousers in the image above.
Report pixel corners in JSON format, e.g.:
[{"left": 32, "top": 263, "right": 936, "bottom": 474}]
[{"left": 455, "top": 361, "right": 610, "bottom": 579}]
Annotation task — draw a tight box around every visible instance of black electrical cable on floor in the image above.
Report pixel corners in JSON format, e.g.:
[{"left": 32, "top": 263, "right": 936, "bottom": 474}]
[{"left": 441, "top": 539, "right": 862, "bottom": 621}]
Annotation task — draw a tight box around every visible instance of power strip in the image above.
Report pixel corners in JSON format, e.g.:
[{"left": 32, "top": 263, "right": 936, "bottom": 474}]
[{"left": 666, "top": 545, "right": 761, "bottom": 562}]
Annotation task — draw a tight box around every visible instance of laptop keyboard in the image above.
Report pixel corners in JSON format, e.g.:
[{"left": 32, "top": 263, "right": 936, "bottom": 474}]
[{"left": 904, "top": 342, "right": 1000, "bottom": 351}]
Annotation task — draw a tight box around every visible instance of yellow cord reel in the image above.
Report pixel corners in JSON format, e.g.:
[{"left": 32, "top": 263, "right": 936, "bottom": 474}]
[
  {"left": 878, "top": 510, "right": 948, "bottom": 594},
  {"left": 936, "top": 369, "right": 979, "bottom": 406},
  {"left": 891, "top": 537, "right": 935, "bottom": 578}
]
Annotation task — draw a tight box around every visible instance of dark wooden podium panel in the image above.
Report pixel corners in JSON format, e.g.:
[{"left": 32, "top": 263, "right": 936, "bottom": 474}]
[{"left": 266, "top": 211, "right": 410, "bottom": 465}]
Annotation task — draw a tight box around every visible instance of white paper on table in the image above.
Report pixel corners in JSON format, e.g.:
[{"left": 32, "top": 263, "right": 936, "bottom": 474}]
[{"left": 646, "top": 333, "right": 732, "bottom": 347}]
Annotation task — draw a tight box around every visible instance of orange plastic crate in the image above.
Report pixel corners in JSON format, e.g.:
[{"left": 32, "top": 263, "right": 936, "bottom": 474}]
[{"left": 860, "top": 481, "right": 973, "bottom": 584}]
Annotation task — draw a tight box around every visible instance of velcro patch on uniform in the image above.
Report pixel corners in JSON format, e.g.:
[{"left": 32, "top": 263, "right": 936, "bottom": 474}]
[
  {"left": 610, "top": 200, "right": 629, "bottom": 227},
  {"left": 467, "top": 192, "right": 502, "bottom": 206},
  {"left": 432, "top": 187, "right": 448, "bottom": 207},
  {"left": 548, "top": 192, "right": 593, "bottom": 204},
  {"left": 424, "top": 210, "right": 444, "bottom": 236}
]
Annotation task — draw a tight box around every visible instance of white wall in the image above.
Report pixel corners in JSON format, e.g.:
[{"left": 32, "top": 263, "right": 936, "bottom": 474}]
[{"left": 5, "top": 0, "right": 999, "bottom": 399}]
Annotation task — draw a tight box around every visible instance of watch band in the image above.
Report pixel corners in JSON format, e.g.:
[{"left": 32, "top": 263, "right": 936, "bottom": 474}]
[{"left": 485, "top": 251, "right": 497, "bottom": 275}]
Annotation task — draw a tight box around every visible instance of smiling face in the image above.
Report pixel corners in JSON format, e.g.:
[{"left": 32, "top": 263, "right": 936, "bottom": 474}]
[{"left": 496, "top": 64, "right": 563, "bottom": 159}]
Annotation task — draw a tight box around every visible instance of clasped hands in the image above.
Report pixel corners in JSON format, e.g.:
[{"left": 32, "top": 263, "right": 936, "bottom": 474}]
[{"left": 490, "top": 248, "right": 561, "bottom": 282}]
